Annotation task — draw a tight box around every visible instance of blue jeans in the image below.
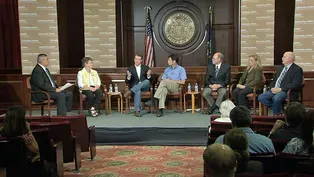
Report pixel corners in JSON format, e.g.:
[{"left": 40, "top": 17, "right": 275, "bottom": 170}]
[
  {"left": 258, "top": 91, "right": 287, "bottom": 115},
  {"left": 131, "top": 79, "right": 150, "bottom": 111}
]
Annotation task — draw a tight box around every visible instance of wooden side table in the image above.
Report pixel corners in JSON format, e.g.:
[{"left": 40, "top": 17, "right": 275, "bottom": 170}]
[
  {"left": 107, "top": 92, "right": 123, "bottom": 114},
  {"left": 184, "top": 91, "right": 200, "bottom": 114}
]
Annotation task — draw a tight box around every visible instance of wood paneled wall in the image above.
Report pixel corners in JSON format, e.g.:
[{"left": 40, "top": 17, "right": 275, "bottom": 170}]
[{"left": 1, "top": 66, "right": 314, "bottom": 112}]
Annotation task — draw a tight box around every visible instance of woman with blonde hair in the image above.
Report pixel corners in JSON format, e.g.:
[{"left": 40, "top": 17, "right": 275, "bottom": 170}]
[{"left": 232, "top": 54, "right": 263, "bottom": 108}]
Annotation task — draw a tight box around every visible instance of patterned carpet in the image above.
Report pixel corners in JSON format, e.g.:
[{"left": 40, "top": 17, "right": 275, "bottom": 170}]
[{"left": 64, "top": 145, "right": 206, "bottom": 177}]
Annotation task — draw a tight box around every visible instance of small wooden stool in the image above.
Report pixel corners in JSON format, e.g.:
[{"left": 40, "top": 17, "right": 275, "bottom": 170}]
[{"left": 107, "top": 92, "right": 123, "bottom": 114}]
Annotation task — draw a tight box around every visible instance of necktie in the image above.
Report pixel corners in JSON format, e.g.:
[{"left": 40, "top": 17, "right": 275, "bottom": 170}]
[
  {"left": 275, "top": 66, "right": 288, "bottom": 88},
  {"left": 45, "top": 68, "right": 55, "bottom": 87},
  {"left": 215, "top": 65, "right": 219, "bottom": 77}
]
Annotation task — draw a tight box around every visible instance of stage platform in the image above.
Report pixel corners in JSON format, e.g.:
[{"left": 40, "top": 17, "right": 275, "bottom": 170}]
[{"left": 22, "top": 109, "right": 211, "bottom": 146}]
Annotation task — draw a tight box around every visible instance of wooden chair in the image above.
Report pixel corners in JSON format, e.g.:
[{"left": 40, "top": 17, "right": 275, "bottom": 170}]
[
  {"left": 0, "top": 137, "right": 29, "bottom": 177},
  {"left": 260, "top": 76, "right": 305, "bottom": 116},
  {"left": 30, "top": 121, "right": 81, "bottom": 171},
  {"left": 200, "top": 84, "right": 230, "bottom": 113},
  {"left": 75, "top": 80, "right": 108, "bottom": 115},
  {"left": 235, "top": 173, "right": 291, "bottom": 177},
  {"left": 250, "top": 153, "right": 276, "bottom": 173},
  {"left": 229, "top": 74, "right": 266, "bottom": 115},
  {"left": 154, "top": 74, "right": 183, "bottom": 113},
  {"left": 276, "top": 153, "right": 312, "bottom": 173},
  {"left": 282, "top": 76, "right": 305, "bottom": 111},
  {"left": 50, "top": 115, "right": 96, "bottom": 160},
  {"left": 32, "top": 128, "right": 64, "bottom": 177},
  {"left": 27, "top": 77, "right": 55, "bottom": 116},
  {"left": 125, "top": 83, "right": 154, "bottom": 113}
]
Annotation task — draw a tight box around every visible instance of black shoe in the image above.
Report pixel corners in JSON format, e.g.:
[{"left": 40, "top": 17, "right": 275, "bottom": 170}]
[
  {"left": 209, "top": 104, "right": 218, "bottom": 114},
  {"left": 156, "top": 109, "right": 163, "bottom": 117},
  {"left": 135, "top": 111, "right": 142, "bottom": 117},
  {"left": 145, "top": 98, "right": 155, "bottom": 107}
]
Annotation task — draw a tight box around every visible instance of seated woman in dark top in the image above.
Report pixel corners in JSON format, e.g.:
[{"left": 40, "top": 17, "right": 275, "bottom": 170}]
[
  {"left": 269, "top": 102, "right": 305, "bottom": 141},
  {"left": 232, "top": 54, "right": 263, "bottom": 108},
  {"left": 224, "top": 128, "right": 264, "bottom": 174},
  {"left": 283, "top": 110, "right": 314, "bottom": 155}
]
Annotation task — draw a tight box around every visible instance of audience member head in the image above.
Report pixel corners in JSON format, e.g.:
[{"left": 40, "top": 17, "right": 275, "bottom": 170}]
[
  {"left": 282, "top": 51, "right": 295, "bottom": 66},
  {"left": 1, "top": 105, "right": 28, "bottom": 137},
  {"left": 37, "top": 53, "right": 49, "bottom": 67},
  {"left": 134, "top": 54, "right": 143, "bottom": 66},
  {"left": 212, "top": 52, "right": 224, "bottom": 65},
  {"left": 167, "top": 54, "right": 179, "bottom": 67},
  {"left": 284, "top": 102, "right": 306, "bottom": 127},
  {"left": 224, "top": 128, "right": 250, "bottom": 173},
  {"left": 299, "top": 110, "right": 314, "bottom": 146},
  {"left": 248, "top": 54, "right": 262, "bottom": 68},
  {"left": 203, "top": 143, "right": 237, "bottom": 177},
  {"left": 82, "top": 57, "right": 94, "bottom": 69},
  {"left": 230, "top": 106, "right": 252, "bottom": 128}
]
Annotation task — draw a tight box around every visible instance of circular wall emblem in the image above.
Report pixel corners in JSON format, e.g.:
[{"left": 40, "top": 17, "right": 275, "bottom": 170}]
[
  {"left": 153, "top": 1, "right": 205, "bottom": 54},
  {"left": 164, "top": 12, "right": 196, "bottom": 45}
]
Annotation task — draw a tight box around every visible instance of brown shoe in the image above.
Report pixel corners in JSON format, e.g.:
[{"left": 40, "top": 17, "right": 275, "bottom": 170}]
[
  {"left": 135, "top": 111, "right": 142, "bottom": 117},
  {"left": 124, "top": 90, "right": 132, "bottom": 98}
]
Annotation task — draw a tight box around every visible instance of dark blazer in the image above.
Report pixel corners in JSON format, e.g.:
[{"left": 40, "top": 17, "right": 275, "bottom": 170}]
[
  {"left": 30, "top": 64, "right": 58, "bottom": 102},
  {"left": 271, "top": 63, "right": 303, "bottom": 101},
  {"left": 239, "top": 67, "right": 263, "bottom": 88},
  {"left": 125, "top": 65, "right": 150, "bottom": 88},
  {"left": 204, "top": 63, "right": 231, "bottom": 87}
]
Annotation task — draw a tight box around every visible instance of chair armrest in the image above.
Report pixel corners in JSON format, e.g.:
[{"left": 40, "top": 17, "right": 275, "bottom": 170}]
[{"left": 30, "top": 90, "right": 51, "bottom": 100}]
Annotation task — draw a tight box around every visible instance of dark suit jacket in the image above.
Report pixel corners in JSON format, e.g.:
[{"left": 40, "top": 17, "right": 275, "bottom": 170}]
[
  {"left": 271, "top": 63, "right": 303, "bottom": 101},
  {"left": 30, "top": 64, "right": 58, "bottom": 102},
  {"left": 204, "top": 63, "right": 231, "bottom": 87},
  {"left": 125, "top": 65, "right": 150, "bottom": 88},
  {"left": 239, "top": 67, "right": 263, "bottom": 88}
]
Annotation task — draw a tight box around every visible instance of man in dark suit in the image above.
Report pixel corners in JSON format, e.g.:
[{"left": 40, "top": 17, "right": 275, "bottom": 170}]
[
  {"left": 124, "top": 54, "right": 151, "bottom": 117},
  {"left": 258, "top": 51, "right": 303, "bottom": 116},
  {"left": 30, "top": 54, "right": 73, "bottom": 115},
  {"left": 203, "top": 52, "right": 231, "bottom": 114}
]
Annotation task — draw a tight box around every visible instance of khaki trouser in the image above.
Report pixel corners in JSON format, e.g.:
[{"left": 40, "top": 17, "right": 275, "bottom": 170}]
[
  {"left": 202, "top": 87, "right": 227, "bottom": 107},
  {"left": 154, "top": 80, "right": 180, "bottom": 109}
]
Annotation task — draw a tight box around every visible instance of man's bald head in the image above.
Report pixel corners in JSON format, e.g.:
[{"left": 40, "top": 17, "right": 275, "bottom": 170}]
[
  {"left": 203, "top": 144, "right": 237, "bottom": 177},
  {"left": 282, "top": 51, "right": 295, "bottom": 66}
]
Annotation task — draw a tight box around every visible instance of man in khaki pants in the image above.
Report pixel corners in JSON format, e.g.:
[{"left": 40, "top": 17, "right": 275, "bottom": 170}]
[{"left": 147, "top": 54, "right": 187, "bottom": 117}]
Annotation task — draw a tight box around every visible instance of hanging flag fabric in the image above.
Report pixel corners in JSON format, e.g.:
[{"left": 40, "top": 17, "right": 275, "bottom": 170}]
[
  {"left": 207, "top": 7, "right": 214, "bottom": 62},
  {"left": 144, "top": 7, "right": 155, "bottom": 67}
]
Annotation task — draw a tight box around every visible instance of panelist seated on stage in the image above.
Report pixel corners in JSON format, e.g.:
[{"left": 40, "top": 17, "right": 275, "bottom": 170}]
[
  {"left": 203, "top": 52, "right": 231, "bottom": 115},
  {"left": 146, "top": 54, "right": 187, "bottom": 117},
  {"left": 232, "top": 54, "right": 263, "bottom": 108},
  {"left": 124, "top": 54, "right": 151, "bottom": 117},
  {"left": 258, "top": 51, "right": 303, "bottom": 116},
  {"left": 30, "top": 54, "right": 73, "bottom": 116},
  {"left": 77, "top": 57, "right": 102, "bottom": 117}
]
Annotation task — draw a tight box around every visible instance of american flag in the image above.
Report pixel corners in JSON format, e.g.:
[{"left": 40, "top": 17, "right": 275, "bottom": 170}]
[{"left": 144, "top": 8, "right": 155, "bottom": 67}]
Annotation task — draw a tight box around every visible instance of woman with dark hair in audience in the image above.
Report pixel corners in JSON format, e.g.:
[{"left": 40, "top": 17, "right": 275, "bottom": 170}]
[
  {"left": 283, "top": 110, "right": 314, "bottom": 155},
  {"left": 224, "top": 128, "right": 264, "bottom": 174},
  {"left": 0, "top": 105, "right": 45, "bottom": 176}
]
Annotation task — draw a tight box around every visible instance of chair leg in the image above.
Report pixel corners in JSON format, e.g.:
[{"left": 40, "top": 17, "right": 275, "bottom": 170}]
[
  {"left": 253, "top": 98, "right": 256, "bottom": 115},
  {"left": 41, "top": 105, "right": 44, "bottom": 116},
  {"left": 29, "top": 102, "right": 32, "bottom": 116}
]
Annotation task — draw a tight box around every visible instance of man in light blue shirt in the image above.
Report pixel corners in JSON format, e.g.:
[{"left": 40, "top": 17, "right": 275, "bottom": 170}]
[
  {"left": 151, "top": 54, "right": 187, "bottom": 117},
  {"left": 215, "top": 106, "right": 275, "bottom": 154}
]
